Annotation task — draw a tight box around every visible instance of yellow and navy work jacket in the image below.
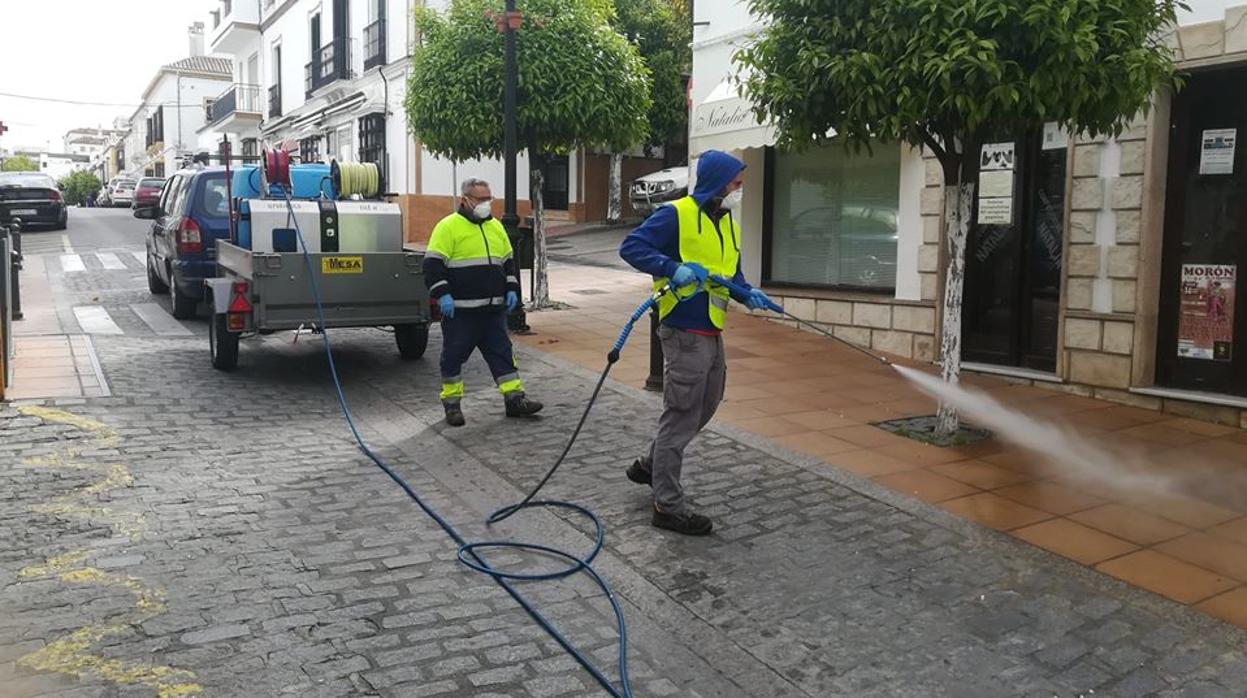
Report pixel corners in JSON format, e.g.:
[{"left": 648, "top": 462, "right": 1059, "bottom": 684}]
[
  {"left": 424, "top": 211, "right": 520, "bottom": 313},
  {"left": 653, "top": 196, "right": 741, "bottom": 330}
]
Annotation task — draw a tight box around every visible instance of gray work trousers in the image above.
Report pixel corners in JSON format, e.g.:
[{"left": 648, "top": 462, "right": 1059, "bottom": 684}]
[{"left": 645, "top": 325, "right": 727, "bottom": 515}]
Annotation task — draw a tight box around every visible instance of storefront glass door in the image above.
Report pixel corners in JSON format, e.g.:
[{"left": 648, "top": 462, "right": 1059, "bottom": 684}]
[
  {"left": 962, "top": 134, "right": 1066, "bottom": 372},
  {"left": 1157, "top": 65, "right": 1247, "bottom": 396}
]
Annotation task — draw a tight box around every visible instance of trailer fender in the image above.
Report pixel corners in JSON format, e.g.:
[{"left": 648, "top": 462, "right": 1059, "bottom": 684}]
[{"left": 205, "top": 278, "right": 236, "bottom": 315}]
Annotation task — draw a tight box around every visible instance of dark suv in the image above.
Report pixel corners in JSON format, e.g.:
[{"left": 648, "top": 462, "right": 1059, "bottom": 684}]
[
  {"left": 135, "top": 167, "right": 230, "bottom": 319},
  {"left": 0, "top": 172, "right": 68, "bottom": 229}
]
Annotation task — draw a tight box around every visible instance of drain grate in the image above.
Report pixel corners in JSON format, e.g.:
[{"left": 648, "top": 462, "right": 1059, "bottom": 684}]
[{"left": 876, "top": 415, "right": 992, "bottom": 448}]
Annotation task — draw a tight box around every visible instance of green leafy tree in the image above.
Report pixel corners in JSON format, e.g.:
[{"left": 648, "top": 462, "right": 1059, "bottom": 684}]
[
  {"left": 1, "top": 155, "right": 40, "bottom": 172},
  {"left": 58, "top": 170, "right": 102, "bottom": 206},
  {"left": 736, "top": 0, "right": 1184, "bottom": 435},
  {"left": 406, "top": 0, "right": 652, "bottom": 306},
  {"left": 607, "top": 0, "right": 691, "bottom": 222}
]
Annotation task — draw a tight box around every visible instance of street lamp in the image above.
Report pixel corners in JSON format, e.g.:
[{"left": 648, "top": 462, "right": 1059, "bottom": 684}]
[{"left": 500, "top": 0, "right": 529, "bottom": 333}]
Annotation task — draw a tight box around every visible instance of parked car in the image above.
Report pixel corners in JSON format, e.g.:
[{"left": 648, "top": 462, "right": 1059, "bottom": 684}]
[
  {"left": 629, "top": 166, "right": 689, "bottom": 214},
  {"left": 132, "top": 177, "right": 166, "bottom": 210},
  {"left": 0, "top": 172, "right": 68, "bottom": 230},
  {"left": 110, "top": 178, "right": 137, "bottom": 208},
  {"left": 134, "top": 167, "right": 230, "bottom": 319}
]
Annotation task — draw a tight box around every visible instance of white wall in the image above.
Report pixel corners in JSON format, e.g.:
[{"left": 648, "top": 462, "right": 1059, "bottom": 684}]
[{"left": 1179, "top": 0, "right": 1242, "bottom": 24}]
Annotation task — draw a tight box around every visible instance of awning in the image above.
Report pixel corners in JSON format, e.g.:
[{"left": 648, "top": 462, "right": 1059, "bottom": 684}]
[{"left": 689, "top": 78, "right": 775, "bottom": 156}]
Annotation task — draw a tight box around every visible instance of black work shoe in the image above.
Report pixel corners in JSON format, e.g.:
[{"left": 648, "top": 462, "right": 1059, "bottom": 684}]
[
  {"left": 651, "top": 507, "right": 713, "bottom": 536},
  {"left": 504, "top": 393, "right": 544, "bottom": 418},
  {"left": 626, "top": 458, "right": 652, "bottom": 487},
  {"left": 444, "top": 403, "right": 466, "bottom": 427}
]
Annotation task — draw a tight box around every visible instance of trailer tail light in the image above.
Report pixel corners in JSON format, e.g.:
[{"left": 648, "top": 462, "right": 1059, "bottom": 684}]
[
  {"left": 175, "top": 218, "right": 203, "bottom": 254},
  {"left": 430, "top": 298, "right": 442, "bottom": 321},
  {"left": 227, "top": 281, "right": 252, "bottom": 331}
]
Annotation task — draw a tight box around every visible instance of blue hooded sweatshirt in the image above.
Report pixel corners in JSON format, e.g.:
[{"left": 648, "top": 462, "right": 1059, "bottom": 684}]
[{"left": 619, "top": 150, "right": 753, "bottom": 332}]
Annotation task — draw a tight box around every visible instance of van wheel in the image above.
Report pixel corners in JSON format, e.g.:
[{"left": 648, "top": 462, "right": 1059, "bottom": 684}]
[
  {"left": 394, "top": 323, "right": 428, "bottom": 360},
  {"left": 170, "top": 273, "right": 196, "bottom": 319},
  {"left": 210, "top": 314, "right": 239, "bottom": 370},
  {"left": 147, "top": 254, "right": 169, "bottom": 294}
]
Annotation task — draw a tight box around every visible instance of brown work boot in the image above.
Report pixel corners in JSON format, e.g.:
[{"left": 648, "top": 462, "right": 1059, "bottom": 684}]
[
  {"left": 504, "top": 393, "right": 544, "bottom": 418},
  {"left": 651, "top": 505, "right": 713, "bottom": 536},
  {"left": 444, "top": 403, "right": 466, "bottom": 427},
  {"left": 626, "top": 457, "right": 652, "bottom": 487}
]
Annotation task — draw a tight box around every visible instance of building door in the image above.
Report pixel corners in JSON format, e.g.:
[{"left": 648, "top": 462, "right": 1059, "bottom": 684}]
[
  {"left": 541, "top": 154, "right": 570, "bottom": 210},
  {"left": 1157, "top": 65, "right": 1247, "bottom": 396},
  {"left": 962, "top": 133, "right": 1066, "bottom": 372}
]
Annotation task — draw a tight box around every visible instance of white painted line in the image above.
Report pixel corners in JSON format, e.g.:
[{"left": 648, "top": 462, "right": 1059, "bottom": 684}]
[
  {"left": 96, "top": 252, "right": 127, "bottom": 270},
  {"left": 72, "top": 306, "right": 124, "bottom": 335},
  {"left": 130, "top": 303, "right": 193, "bottom": 336},
  {"left": 62, "top": 234, "right": 73, "bottom": 253},
  {"left": 130, "top": 250, "right": 148, "bottom": 267},
  {"left": 60, "top": 254, "right": 86, "bottom": 273}
]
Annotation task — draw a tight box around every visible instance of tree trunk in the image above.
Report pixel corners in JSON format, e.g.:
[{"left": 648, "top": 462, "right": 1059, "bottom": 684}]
[
  {"left": 606, "top": 152, "right": 623, "bottom": 224},
  {"left": 935, "top": 181, "right": 975, "bottom": 436},
  {"left": 530, "top": 166, "right": 551, "bottom": 308}
]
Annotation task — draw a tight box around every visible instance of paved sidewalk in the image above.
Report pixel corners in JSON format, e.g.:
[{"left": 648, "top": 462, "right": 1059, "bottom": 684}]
[{"left": 516, "top": 263, "right": 1247, "bottom": 632}]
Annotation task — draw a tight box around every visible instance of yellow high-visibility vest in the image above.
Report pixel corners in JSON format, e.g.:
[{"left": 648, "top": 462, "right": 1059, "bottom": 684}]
[{"left": 654, "top": 196, "right": 741, "bottom": 330}]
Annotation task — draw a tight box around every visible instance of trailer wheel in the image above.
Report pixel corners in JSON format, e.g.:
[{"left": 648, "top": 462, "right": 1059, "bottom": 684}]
[
  {"left": 210, "top": 314, "right": 240, "bottom": 370},
  {"left": 394, "top": 323, "right": 428, "bottom": 360}
]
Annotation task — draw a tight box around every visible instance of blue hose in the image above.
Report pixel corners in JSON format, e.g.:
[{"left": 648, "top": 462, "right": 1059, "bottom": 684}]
[{"left": 277, "top": 193, "right": 639, "bottom": 697}]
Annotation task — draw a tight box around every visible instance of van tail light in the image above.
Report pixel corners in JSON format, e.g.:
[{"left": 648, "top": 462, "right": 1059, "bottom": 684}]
[
  {"left": 176, "top": 218, "right": 203, "bottom": 253},
  {"left": 227, "top": 281, "right": 252, "bottom": 331}
]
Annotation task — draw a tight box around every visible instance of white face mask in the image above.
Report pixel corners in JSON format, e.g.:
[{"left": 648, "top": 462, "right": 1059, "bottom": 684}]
[
  {"left": 721, "top": 189, "right": 743, "bottom": 212},
  {"left": 472, "top": 201, "right": 493, "bottom": 219}
]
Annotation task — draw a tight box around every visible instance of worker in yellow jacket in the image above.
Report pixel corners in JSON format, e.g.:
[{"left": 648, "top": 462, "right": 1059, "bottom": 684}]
[{"left": 423, "top": 178, "right": 543, "bottom": 427}]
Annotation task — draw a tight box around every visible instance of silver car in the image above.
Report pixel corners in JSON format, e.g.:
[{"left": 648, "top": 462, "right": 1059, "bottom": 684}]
[{"left": 629, "top": 166, "right": 689, "bottom": 214}]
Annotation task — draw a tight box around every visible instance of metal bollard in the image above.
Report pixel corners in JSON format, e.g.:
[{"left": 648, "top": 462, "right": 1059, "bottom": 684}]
[
  {"left": 644, "top": 306, "right": 663, "bottom": 392},
  {"left": 8, "top": 221, "right": 22, "bottom": 321}
]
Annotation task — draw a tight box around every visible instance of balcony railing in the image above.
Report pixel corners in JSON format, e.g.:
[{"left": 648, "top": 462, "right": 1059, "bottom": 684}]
[
  {"left": 268, "top": 84, "right": 282, "bottom": 118},
  {"left": 206, "top": 84, "right": 263, "bottom": 125},
  {"left": 363, "top": 19, "right": 386, "bottom": 71},
  {"left": 304, "top": 37, "right": 353, "bottom": 98}
]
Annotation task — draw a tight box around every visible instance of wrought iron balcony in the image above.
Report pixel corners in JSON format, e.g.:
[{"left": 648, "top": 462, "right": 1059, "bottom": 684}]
[
  {"left": 206, "top": 84, "right": 262, "bottom": 126},
  {"left": 363, "top": 19, "right": 386, "bottom": 71},
  {"left": 304, "top": 37, "right": 353, "bottom": 98}
]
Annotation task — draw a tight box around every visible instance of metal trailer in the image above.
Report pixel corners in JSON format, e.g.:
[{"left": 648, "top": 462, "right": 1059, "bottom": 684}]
[{"left": 206, "top": 241, "right": 432, "bottom": 370}]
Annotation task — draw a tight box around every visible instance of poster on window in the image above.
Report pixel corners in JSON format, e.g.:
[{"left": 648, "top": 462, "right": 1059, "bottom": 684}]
[
  {"left": 1199, "top": 129, "right": 1237, "bottom": 175},
  {"left": 1178, "top": 264, "right": 1236, "bottom": 361}
]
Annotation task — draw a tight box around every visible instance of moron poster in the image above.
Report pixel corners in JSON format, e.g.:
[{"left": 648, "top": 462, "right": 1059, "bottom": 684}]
[{"left": 1177, "top": 264, "right": 1236, "bottom": 361}]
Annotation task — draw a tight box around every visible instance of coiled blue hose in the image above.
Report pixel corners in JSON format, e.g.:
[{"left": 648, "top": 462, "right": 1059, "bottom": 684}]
[{"left": 277, "top": 192, "right": 648, "bottom": 697}]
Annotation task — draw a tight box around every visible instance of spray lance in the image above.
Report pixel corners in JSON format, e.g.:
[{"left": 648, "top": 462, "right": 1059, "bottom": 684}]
[{"left": 707, "top": 275, "right": 892, "bottom": 366}]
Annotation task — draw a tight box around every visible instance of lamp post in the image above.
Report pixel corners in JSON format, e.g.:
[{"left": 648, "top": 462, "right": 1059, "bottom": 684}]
[{"left": 501, "top": 0, "right": 529, "bottom": 333}]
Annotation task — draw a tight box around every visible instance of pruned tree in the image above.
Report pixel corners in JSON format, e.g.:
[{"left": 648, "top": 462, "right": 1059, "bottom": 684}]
[
  {"left": 1, "top": 155, "right": 39, "bottom": 172},
  {"left": 736, "top": 0, "right": 1185, "bottom": 434},
  {"left": 406, "top": 0, "right": 652, "bottom": 307}
]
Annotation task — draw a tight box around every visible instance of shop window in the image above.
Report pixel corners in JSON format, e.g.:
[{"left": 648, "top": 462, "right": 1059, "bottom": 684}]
[{"left": 766, "top": 144, "right": 900, "bottom": 291}]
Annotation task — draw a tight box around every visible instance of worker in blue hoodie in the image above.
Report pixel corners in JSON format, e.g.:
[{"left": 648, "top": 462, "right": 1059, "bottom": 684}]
[{"left": 619, "top": 150, "right": 774, "bottom": 536}]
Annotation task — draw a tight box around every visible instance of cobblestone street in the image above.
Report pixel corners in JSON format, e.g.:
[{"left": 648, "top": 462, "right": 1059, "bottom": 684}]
[{"left": 2, "top": 302, "right": 1246, "bottom": 696}]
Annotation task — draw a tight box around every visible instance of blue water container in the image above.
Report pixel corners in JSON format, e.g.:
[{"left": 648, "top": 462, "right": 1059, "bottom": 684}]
[
  {"left": 232, "top": 166, "right": 262, "bottom": 200},
  {"left": 236, "top": 200, "right": 252, "bottom": 249},
  {"left": 289, "top": 164, "right": 336, "bottom": 199}
]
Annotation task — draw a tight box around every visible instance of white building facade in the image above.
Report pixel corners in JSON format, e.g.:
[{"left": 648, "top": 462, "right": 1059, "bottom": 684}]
[
  {"left": 122, "top": 24, "right": 233, "bottom": 179},
  {"left": 203, "top": 0, "right": 645, "bottom": 244},
  {"left": 694, "top": 1, "right": 1247, "bottom": 425}
]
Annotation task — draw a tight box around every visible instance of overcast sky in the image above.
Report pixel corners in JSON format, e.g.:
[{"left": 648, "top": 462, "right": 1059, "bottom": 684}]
[{"left": 0, "top": 0, "right": 216, "bottom": 152}]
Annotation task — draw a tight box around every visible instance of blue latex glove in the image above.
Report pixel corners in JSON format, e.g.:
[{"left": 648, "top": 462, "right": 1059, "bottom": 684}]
[
  {"left": 745, "top": 288, "right": 774, "bottom": 311},
  {"left": 506, "top": 291, "right": 518, "bottom": 312},
  {"left": 670, "top": 262, "right": 709, "bottom": 289},
  {"left": 438, "top": 294, "right": 456, "bottom": 319}
]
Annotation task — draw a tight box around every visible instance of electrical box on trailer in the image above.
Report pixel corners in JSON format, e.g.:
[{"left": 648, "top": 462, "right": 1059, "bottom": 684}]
[{"left": 243, "top": 200, "right": 404, "bottom": 254}]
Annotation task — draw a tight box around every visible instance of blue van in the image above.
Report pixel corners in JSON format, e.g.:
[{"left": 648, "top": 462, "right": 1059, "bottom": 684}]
[{"left": 135, "top": 167, "right": 232, "bottom": 319}]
